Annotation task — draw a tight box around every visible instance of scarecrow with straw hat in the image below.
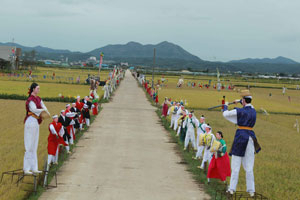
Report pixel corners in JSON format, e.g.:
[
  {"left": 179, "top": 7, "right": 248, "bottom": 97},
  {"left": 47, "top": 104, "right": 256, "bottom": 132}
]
[{"left": 222, "top": 90, "right": 261, "bottom": 197}]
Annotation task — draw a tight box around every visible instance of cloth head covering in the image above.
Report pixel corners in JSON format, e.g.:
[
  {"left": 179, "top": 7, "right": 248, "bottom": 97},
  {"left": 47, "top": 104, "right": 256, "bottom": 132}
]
[{"left": 52, "top": 115, "right": 58, "bottom": 119}]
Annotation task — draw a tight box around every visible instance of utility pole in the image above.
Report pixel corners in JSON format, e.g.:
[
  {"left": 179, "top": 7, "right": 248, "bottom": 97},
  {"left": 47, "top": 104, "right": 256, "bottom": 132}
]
[{"left": 152, "top": 48, "right": 156, "bottom": 88}]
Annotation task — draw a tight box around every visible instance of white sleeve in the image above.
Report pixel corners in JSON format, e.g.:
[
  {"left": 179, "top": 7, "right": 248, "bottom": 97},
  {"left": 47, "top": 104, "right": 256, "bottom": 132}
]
[
  {"left": 66, "top": 112, "right": 76, "bottom": 117},
  {"left": 49, "top": 124, "right": 57, "bottom": 135},
  {"left": 29, "top": 101, "right": 44, "bottom": 116},
  {"left": 167, "top": 108, "right": 170, "bottom": 115},
  {"left": 223, "top": 109, "right": 237, "bottom": 124},
  {"left": 59, "top": 127, "right": 64, "bottom": 137},
  {"left": 41, "top": 100, "right": 48, "bottom": 111},
  {"left": 210, "top": 134, "right": 216, "bottom": 146},
  {"left": 194, "top": 118, "right": 199, "bottom": 127},
  {"left": 183, "top": 118, "right": 187, "bottom": 128}
]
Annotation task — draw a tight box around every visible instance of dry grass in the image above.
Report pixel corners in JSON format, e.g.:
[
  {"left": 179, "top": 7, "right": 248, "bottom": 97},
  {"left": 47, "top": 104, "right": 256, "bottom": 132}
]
[
  {"left": 154, "top": 76, "right": 300, "bottom": 114},
  {"left": 0, "top": 67, "right": 110, "bottom": 84},
  {"left": 155, "top": 75, "right": 300, "bottom": 199},
  {"left": 0, "top": 80, "right": 104, "bottom": 99},
  {"left": 0, "top": 100, "right": 67, "bottom": 200},
  {"left": 186, "top": 110, "right": 300, "bottom": 200}
]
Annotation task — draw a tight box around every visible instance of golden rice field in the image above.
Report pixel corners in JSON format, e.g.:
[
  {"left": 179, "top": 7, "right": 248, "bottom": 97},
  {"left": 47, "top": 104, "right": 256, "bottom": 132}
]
[
  {"left": 0, "top": 80, "right": 104, "bottom": 99},
  {"left": 153, "top": 76, "right": 300, "bottom": 114},
  {"left": 0, "top": 66, "right": 110, "bottom": 84},
  {"left": 151, "top": 75, "right": 300, "bottom": 199},
  {"left": 187, "top": 110, "right": 300, "bottom": 200},
  {"left": 0, "top": 100, "right": 67, "bottom": 200},
  {"left": 158, "top": 74, "right": 300, "bottom": 89}
]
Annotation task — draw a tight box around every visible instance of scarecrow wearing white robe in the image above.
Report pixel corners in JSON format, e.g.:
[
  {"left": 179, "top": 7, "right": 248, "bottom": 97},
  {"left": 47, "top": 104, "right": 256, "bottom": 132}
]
[
  {"left": 23, "top": 83, "right": 50, "bottom": 175},
  {"left": 183, "top": 111, "right": 197, "bottom": 151}
]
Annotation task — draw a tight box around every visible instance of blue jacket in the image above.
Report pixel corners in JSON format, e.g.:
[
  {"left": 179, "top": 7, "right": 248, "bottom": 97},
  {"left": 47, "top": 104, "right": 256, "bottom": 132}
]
[{"left": 230, "top": 106, "right": 261, "bottom": 156}]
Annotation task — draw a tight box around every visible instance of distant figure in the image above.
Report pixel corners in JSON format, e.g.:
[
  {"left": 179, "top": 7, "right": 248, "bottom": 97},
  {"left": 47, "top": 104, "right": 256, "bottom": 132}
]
[
  {"left": 297, "top": 85, "right": 299, "bottom": 90},
  {"left": 269, "top": 93, "right": 272, "bottom": 97},
  {"left": 282, "top": 86, "right": 286, "bottom": 96},
  {"left": 29, "top": 69, "right": 32, "bottom": 80},
  {"left": 76, "top": 76, "right": 80, "bottom": 84},
  {"left": 217, "top": 82, "right": 221, "bottom": 91},
  {"left": 222, "top": 96, "right": 226, "bottom": 110},
  {"left": 161, "top": 97, "right": 169, "bottom": 117},
  {"left": 177, "top": 78, "right": 184, "bottom": 88},
  {"left": 288, "top": 96, "right": 291, "bottom": 103}
]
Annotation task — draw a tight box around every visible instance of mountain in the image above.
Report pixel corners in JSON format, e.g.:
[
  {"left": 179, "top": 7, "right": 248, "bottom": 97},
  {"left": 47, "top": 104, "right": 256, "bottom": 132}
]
[
  {"left": 88, "top": 41, "right": 202, "bottom": 62},
  {"left": 2, "top": 41, "right": 300, "bottom": 74},
  {"left": 229, "top": 56, "right": 299, "bottom": 64},
  {"left": 0, "top": 42, "right": 71, "bottom": 54}
]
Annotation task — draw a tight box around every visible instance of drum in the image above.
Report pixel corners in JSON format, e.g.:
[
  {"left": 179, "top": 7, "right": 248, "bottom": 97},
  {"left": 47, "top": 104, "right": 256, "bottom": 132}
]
[
  {"left": 210, "top": 140, "right": 222, "bottom": 153},
  {"left": 40, "top": 111, "right": 50, "bottom": 120},
  {"left": 204, "top": 134, "right": 212, "bottom": 146},
  {"left": 198, "top": 134, "right": 205, "bottom": 146}
]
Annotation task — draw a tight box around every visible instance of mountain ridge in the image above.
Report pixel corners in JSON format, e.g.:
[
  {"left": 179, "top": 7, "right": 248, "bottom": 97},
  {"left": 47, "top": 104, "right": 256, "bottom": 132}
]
[{"left": 229, "top": 56, "right": 298, "bottom": 64}]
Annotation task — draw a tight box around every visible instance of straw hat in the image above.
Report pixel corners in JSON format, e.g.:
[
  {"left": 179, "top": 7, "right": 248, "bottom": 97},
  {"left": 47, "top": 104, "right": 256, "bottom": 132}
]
[{"left": 240, "top": 90, "right": 251, "bottom": 98}]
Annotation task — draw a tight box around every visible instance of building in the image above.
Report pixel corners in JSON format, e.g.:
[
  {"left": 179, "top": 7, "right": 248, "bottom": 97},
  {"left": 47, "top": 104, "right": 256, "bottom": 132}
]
[{"left": 0, "top": 46, "right": 21, "bottom": 70}]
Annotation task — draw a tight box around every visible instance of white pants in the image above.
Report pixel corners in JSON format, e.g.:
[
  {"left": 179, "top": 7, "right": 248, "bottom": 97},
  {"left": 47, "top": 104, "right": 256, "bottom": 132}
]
[
  {"left": 170, "top": 115, "right": 176, "bottom": 128},
  {"left": 69, "top": 127, "right": 75, "bottom": 145},
  {"left": 177, "top": 126, "right": 181, "bottom": 136},
  {"left": 184, "top": 129, "right": 196, "bottom": 148},
  {"left": 196, "top": 146, "right": 205, "bottom": 158},
  {"left": 47, "top": 147, "right": 59, "bottom": 165},
  {"left": 86, "top": 118, "right": 90, "bottom": 126},
  {"left": 200, "top": 148, "right": 212, "bottom": 168},
  {"left": 229, "top": 137, "right": 255, "bottom": 193},
  {"left": 196, "top": 133, "right": 205, "bottom": 158},
  {"left": 173, "top": 117, "right": 180, "bottom": 131},
  {"left": 24, "top": 117, "right": 39, "bottom": 172}
]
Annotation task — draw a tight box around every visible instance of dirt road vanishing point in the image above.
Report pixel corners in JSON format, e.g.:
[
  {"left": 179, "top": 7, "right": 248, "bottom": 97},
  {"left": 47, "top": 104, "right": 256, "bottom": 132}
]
[{"left": 40, "top": 70, "right": 210, "bottom": 200}]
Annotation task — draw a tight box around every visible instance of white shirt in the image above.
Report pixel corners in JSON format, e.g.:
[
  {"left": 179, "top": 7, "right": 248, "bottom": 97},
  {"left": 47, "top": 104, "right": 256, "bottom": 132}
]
[
  {"left": 29, "top": 100, "right": 47, "bottom": 116},
  {"left": 183, "top": 116, "right": 197, "bottom": 130},
  {"left": 49, "top": 124, "right": 64, "bottom": 137}
]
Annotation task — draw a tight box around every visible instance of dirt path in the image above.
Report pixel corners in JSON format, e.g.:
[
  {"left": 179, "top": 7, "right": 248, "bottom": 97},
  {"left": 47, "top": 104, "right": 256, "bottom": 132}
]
[{"left": 39, "top": 70, "right": 210, "bottom": 200}]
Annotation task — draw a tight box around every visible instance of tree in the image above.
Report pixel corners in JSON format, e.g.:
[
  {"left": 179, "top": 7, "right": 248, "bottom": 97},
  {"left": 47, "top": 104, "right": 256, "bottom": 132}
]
[{"left": 0, "top": 58, "right": 10, "bottom": 70}]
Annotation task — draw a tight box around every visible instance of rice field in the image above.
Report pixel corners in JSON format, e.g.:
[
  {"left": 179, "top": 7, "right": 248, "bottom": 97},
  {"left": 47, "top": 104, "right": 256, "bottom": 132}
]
[
  {"left": 0, "top": 80, "right": 104, "bottom": 99},
  {"left": 0, "top": 67, "right": 107, "bottom": 199},
  {"left": 152, "top": 75, "right": 300, "bottom": 114},
  {"left": 0, "top": 67, "right": 110, "bottom": 84},
  {"left": 0, "top": 100, "right": 67, "bottom": 200},
  {"left": 188, "top": 110, "right": 300, "bottom": 200},
  {"left": 149, "top": 74, "right": 300, "bottom": 199}
]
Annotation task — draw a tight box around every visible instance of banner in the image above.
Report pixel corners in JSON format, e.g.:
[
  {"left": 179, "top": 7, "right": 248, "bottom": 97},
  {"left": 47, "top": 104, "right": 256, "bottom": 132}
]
[{"left": 99, "top": 52, "right": 104, "bottom": 70}]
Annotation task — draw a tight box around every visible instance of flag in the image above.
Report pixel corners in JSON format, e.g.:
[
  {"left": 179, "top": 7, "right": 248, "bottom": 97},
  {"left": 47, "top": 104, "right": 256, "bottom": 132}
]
[
  {"left": 99, "top": 52, "right": 104, "bottom": 70},
  {"left": 217, "top": 68, "right": 220, "bottom": 83}
]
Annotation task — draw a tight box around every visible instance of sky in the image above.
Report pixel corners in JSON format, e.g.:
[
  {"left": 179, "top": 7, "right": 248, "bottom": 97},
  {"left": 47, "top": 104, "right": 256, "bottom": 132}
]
[{"left": 0, "top": 0, "right": 299, "bottom": 62}]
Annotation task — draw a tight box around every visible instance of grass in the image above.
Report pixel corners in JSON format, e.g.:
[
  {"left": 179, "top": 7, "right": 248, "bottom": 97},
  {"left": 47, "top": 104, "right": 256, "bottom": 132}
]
[
  {"left": 151, "top": 75, "right": 300, "bottom": 114},
  {"left": 0, "top": 80, "right": 104, "bottom": 100},
  {"left": 139, "top": 75, "right": 300, "bottom": 200},
  {"left": 0, "top": 66, "right": 110, "bottom": 84},
  {"left": 0, "top": 100, "right": 67, "bottom": 200},
  {"left": 0, "top": 67, "right": 121, "bottom": 200},
  {"left": 25, "top": 109, "right": 101, "bottom": 200}
]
